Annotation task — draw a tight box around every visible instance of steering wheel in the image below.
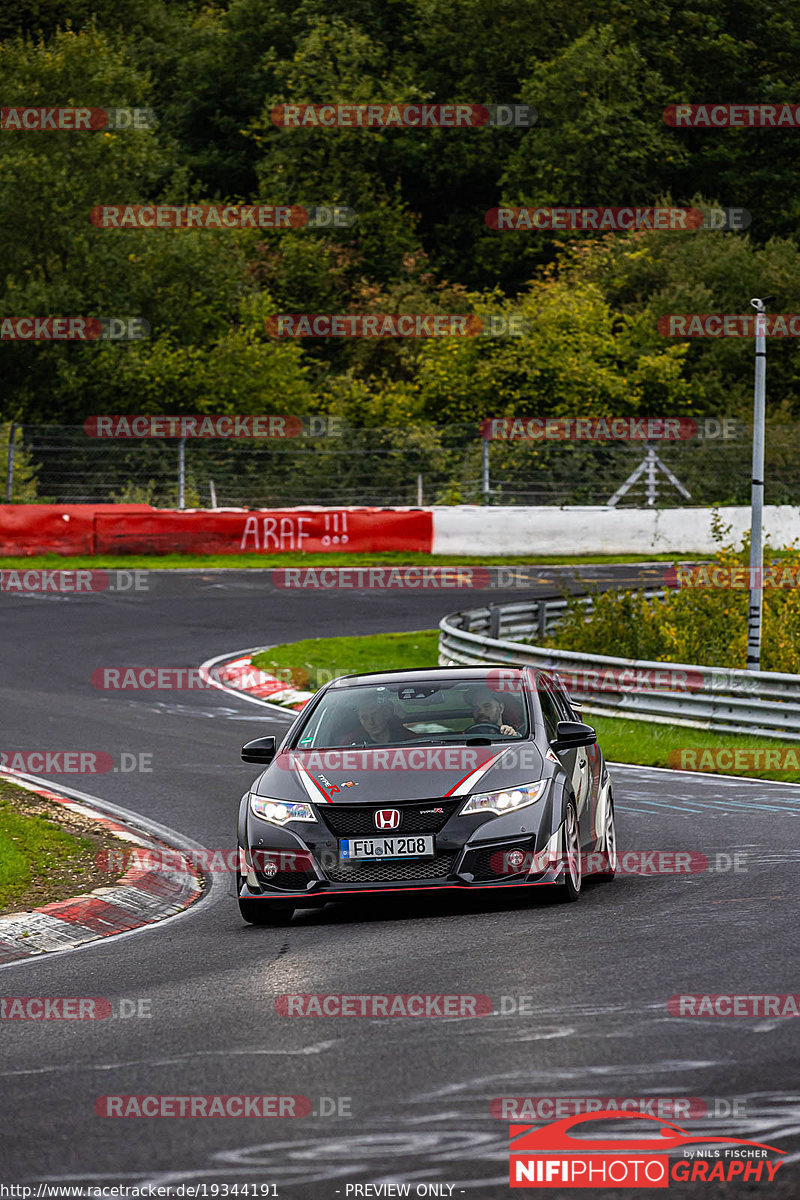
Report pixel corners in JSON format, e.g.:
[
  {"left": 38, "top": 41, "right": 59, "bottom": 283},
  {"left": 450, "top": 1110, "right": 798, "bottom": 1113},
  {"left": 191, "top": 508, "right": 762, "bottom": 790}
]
[{"left": 464, "top": 721, "right": 501, "bottom": 734}]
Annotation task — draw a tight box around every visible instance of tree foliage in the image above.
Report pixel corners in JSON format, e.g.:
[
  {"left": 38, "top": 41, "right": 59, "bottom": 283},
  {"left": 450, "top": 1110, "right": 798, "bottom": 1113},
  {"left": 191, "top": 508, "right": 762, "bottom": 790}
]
[{"left": 2, "top": 1, "right": 800, "bottom": 452}]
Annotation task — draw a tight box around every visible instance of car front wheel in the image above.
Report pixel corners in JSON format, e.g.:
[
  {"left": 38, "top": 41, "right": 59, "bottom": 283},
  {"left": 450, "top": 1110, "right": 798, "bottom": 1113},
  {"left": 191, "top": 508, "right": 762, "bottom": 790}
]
[
  {"left": 557, "top": 801, "right": 582, "bottom": 902},
  {"left": 597, "top": 798, "right": 617, "bottom": 881}
]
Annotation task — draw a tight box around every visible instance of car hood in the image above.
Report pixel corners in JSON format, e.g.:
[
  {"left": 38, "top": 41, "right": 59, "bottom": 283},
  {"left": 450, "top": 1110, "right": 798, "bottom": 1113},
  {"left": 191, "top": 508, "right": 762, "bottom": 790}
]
[{"left": 253, "top": 744, "right": 546, "bottom": 805}]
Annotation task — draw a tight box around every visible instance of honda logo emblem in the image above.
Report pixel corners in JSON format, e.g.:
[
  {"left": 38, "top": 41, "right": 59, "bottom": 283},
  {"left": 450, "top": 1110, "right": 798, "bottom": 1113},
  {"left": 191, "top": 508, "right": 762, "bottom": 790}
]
[{"left": 374, "top": 809, "right": 401, "bottom": 830}]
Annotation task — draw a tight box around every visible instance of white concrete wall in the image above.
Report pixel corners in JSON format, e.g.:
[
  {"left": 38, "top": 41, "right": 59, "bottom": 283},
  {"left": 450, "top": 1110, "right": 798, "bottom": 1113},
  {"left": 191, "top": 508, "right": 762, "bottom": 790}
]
[{"left": 431, "top": 506, "right": 800, "bottom": 556}]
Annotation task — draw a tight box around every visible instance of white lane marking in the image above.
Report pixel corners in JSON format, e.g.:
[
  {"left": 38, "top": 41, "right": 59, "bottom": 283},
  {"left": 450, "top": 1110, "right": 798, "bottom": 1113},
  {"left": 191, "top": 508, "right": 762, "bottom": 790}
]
[
  {"left": 0, "top": 1040, "right": 340, "bottom": 1078},
  {"left": 610, "top": 760, "right": 800, "bottom": 789}
]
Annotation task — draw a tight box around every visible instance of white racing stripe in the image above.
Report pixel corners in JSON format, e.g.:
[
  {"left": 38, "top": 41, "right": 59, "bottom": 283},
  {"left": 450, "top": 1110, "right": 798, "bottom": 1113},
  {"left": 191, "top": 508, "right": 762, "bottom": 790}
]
[{"left": 445, "top": 746, "right": 518, "bottom": 796}]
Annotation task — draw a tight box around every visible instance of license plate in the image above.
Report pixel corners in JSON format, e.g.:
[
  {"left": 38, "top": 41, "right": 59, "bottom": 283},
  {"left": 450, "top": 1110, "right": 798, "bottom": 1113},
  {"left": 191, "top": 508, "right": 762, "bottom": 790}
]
[{"left": 339, "top": 835, "right": 434, "bottom": 860}]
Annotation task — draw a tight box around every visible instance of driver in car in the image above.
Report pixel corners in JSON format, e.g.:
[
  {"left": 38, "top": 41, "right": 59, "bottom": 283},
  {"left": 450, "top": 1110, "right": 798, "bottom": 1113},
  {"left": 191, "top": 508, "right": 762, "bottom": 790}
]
[{"left": 467, "top": 686, "right": 519, "bottom": 736}]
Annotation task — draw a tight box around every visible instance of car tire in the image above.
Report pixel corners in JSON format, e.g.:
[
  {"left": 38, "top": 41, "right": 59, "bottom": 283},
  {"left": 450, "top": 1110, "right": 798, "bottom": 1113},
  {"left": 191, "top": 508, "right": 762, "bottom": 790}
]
[
  {"left": 557, "top": 800, "right": 582, "bottom": 902},
  {"left": 238, "top": 898, "right": 295, "bottom": 925},
  {"left": 596, "top": 798, "right": 618, "bottom": 882}
]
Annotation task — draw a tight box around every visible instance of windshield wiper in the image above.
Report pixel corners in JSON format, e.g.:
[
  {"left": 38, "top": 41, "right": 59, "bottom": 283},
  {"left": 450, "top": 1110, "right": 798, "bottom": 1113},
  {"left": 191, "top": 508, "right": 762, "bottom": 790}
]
[{"left": 403, "top": 735, "right": 498, "bottom": 746}]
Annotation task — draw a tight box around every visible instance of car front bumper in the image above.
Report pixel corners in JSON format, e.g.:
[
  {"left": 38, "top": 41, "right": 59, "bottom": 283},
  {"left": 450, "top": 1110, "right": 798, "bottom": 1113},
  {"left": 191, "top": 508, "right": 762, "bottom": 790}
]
[{"left": 240, "top": 814, "right": 569, "bottom": 905}]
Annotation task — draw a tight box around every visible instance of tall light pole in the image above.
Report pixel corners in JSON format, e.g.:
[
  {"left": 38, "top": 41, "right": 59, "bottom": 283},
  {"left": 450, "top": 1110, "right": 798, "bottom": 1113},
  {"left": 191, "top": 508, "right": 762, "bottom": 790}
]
[{"left": 746, "top": 297, "right": 767, "bottom": 671}]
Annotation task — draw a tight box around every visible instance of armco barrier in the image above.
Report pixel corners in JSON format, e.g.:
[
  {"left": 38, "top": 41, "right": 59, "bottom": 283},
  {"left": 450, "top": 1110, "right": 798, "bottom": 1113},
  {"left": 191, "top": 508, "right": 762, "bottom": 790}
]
[
  {"left": 0, "top": 505, "right": 433, "bottom": 556},
  {"left": 439, "top": 599, "right": 800, "bottom": 740}
]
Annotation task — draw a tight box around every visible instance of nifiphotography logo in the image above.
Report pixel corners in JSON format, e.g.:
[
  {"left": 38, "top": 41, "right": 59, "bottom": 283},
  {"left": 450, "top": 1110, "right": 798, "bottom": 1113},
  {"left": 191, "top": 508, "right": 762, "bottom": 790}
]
[{"left": 508, "top": 1111, "right": 784, "bottom": 1188}]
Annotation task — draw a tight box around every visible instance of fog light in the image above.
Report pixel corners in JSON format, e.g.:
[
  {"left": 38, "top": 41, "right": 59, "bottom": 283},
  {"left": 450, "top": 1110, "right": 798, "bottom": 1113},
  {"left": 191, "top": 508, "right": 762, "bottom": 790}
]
[
  {"left": 506, "top": 849, "right": 526, "bottom": 871},
  {"left": 262, "top": 861, "right": 278, "bottom": 878}
]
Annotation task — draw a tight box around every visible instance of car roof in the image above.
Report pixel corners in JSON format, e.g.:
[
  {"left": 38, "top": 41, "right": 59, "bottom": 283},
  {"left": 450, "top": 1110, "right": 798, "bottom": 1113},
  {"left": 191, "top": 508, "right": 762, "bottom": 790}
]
[{"left": 327, "top": 666, "right": 532, "bottom": 689}]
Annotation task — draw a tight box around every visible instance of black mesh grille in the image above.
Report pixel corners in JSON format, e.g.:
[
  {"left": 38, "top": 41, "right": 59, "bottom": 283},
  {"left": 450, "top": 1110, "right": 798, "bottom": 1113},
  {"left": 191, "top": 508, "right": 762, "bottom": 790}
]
[
  {"left": 319, "top": 800, "right": 459, "bottom": 837},
  {"left": 325, "top": 853, "right": 458, "bottom": 883},
  {"left": 259, "top": 870, "right": 313, "bottom": 891}
]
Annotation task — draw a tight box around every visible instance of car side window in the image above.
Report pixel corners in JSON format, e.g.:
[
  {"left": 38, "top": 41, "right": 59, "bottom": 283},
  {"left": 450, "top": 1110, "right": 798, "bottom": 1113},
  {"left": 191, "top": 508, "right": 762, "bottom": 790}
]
[
  {"left": 537, "top": 686, "right": 561, "bottom": 743},
  {"left": 553, "top": 679, "right": 577, "bottom": 722}
]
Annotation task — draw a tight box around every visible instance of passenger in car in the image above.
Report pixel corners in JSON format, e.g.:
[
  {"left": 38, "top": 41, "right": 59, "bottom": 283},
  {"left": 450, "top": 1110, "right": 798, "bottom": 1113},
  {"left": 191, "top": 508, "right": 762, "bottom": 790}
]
[{"left": 355, "top": 695, "right": 413, "bottom": 744}]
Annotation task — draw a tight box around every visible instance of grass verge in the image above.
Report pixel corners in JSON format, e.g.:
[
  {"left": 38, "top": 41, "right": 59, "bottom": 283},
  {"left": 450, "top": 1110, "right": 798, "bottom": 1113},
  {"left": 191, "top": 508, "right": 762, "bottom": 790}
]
[
  {"left": 0, "top": 551, "right": 695, "bottom": 570},
  {"left": 253, "top": 631, "right": 800, "bottom": 783},
  {"left": 252, "top": 631, "right": 439, "bottom": 689},
  {"left": 0, "top": 778, "right": 134, "bottom": 916},
  {"left": 586, "top": 714, "right": 800, "bottom": 783}
]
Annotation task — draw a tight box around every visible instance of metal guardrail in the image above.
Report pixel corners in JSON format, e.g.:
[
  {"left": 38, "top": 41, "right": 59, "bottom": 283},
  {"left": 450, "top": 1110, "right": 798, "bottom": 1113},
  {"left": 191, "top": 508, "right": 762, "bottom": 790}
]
[{"left": 439, "top": 595, "right": 800, "bottom": 740}]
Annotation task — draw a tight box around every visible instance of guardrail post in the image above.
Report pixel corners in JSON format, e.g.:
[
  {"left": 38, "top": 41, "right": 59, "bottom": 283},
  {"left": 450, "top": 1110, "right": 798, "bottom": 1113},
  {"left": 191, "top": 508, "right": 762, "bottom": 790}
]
[
  {"left": 537, "top": 600, "right": 547, "bottom": 638},
  {"left": 489, "top": 605, "right": 500, "bottom": 639},
  {"left": 747, "top": 297, "right": 767, "bottom": 670},
  {"left": 178, "top": 436, "right": 186, "bottom": 510}
]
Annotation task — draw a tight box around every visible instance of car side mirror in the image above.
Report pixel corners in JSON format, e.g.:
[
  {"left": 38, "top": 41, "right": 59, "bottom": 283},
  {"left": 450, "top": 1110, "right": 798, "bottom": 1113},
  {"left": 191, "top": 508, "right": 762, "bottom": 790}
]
[
  {"left": 241, "top": 735, "right": 277, "bottom": 764},
  {"left": 552, "top": 720, "right": 597, "bottom": 750}
]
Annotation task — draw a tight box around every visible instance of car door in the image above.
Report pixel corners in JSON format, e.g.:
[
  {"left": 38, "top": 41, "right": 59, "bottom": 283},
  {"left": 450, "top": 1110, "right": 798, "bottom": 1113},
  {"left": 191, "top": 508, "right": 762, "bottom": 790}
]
[
  {"left": 552, "top": 674, "right": 600, "bottom": 843},
  {"left": 535, "top": 676, "right": 587, "bottom": 833},
  {"left": 542, "top": 676, "right": 597, "bottom": 844}
]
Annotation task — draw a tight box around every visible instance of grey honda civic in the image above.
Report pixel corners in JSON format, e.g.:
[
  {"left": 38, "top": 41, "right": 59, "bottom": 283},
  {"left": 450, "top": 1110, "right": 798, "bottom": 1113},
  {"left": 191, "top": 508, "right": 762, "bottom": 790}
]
[{"left": 236, "top": 665, "right": 617, "bottom": 924}]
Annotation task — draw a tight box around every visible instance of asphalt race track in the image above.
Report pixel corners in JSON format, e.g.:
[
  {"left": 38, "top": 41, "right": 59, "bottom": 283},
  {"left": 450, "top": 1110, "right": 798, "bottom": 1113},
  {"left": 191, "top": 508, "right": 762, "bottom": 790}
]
[{"left": 1, "top": 567, "right": 799, "bottom": 1198}]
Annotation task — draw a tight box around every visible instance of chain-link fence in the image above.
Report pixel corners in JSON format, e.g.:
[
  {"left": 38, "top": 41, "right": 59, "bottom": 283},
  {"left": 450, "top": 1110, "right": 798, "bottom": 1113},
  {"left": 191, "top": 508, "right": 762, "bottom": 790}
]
[{"left": 3, "top": 422, "right": 799, "bottom": 508}]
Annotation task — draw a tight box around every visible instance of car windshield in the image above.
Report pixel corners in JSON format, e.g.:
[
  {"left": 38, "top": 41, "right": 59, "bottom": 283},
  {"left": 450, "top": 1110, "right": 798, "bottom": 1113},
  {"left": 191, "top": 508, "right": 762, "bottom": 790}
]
[{"left": 290, "top": 679, "right": 529, "bottom": 750}]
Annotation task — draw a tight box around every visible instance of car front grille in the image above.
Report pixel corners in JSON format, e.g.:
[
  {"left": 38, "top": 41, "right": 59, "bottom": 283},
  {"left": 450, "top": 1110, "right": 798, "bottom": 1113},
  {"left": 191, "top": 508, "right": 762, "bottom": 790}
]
[
  {"left": 259, "top": 870, "right": 314, "bottom": 891},
  {"left": 324, "top": 853, "right": 459, "bottom": 883},
  {"left": 318, "top": 800, "right": 459, "bottom": 837}
]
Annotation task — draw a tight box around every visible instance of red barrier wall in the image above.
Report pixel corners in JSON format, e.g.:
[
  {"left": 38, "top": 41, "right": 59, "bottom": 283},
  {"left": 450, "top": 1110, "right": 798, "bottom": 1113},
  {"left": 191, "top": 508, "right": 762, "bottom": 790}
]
[
  {"left": 0, "top": 505, "right": 433, "bottom": 555},
  {"left": 94, "top": 507, "right": 433, "bottom": 554},
  {"left": 0, "top": 505, "right": 151, "bottom": 556}
]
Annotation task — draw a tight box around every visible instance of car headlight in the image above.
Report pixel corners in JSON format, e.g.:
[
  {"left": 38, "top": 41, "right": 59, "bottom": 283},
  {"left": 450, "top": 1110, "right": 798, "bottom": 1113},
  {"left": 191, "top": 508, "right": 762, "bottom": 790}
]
[
  {"left": 461, "top": 779, "right": 547, "bottom": 817},
  {"left": 249, "top": 795, "right": 316, "bottom": 825}
]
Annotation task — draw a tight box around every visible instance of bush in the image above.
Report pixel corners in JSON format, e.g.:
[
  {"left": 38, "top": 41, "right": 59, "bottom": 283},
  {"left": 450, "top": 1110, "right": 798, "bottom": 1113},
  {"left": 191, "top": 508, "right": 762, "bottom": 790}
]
[{"left": 546, "top": 532, "right": 800, "bottom": 673}]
